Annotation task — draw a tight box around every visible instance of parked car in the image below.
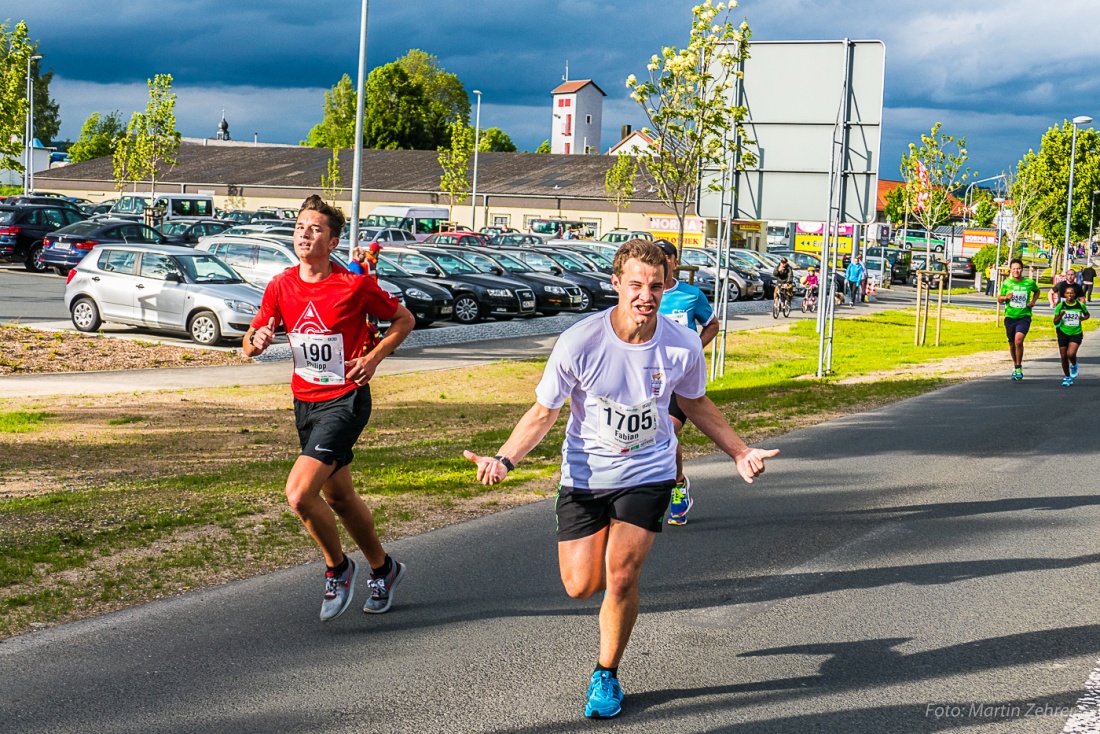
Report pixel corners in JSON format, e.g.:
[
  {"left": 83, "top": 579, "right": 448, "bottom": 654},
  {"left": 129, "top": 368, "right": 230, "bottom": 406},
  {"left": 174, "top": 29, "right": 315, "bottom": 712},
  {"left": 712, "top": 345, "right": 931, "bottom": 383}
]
[
  {"left": 108, "top": 194, "right": 217, "bottom": 222},
  {"left": 381, "top": 246, "right": 537, "bottom": 323},
  {"left": 42, "top": 219, "right": 165, "bottom": 275},
  {"left": 768, "top": 249, "right": 822, "bottom": 271},
  {"left": 431, "top": 245, "right": 585, "bottom": 315},
  {"left": 373, "top": 256, "right": 454, "bottom": 327},
  {"left": 64, "top": 243, "right": 264, "bottom": 345},
  {"left": 5, "top": 195, "right": 84, "bottom": 216},
  {"left": 489, "top": 233, "right": 545, "bottom": 247},
  {"left": 492, "top": 246, "right": 617, "bottom": 310},
  {"left": 157, "top": 219, "right": 233, "bottom": 246},
  {"left": 81, "top": 200, "right": 116, "bottom": 217},
  {"left": 478, "top": 226, "right": 519, "bottom": 237},
  {"left": 598, "top": 230, "right": 654, "bottom": 244},
  {"left": 357, "top": 227, "right": 418, "bottom": 245},
  {"left": 678, "top": 247, "right": 764, "bottom": 300},
  {"left": 528, "top": 219, "right": 598, "bottom": 240},
  {"left": 862, "top": 246, "right": 913, "bottom": 284},
  {"left": 910, "top": 255, "right": 949, "bottom": 288},
  {"left": 949, "top": 255, "right": 976, "bottom": 279},
  {"left": 423, "top": 232, "right": 490, "bottom": 247},
  {"left": 0, "top": 204, "right": 87, "bottom": 272}
]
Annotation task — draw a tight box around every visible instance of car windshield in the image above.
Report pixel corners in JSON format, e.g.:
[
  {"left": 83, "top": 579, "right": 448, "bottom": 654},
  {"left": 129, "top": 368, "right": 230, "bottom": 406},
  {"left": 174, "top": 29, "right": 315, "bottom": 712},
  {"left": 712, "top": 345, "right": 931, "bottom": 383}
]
[
  {"left": 547, "top": 252, "right": 588, "bottom": 272},
  {"left": 452, "top": 250, "right": 499, "bottom": 273},
  {"left": 430, "top": 253, "right": 477, "bottom": 275},
  {"left": 0, "top": 209, "right": 15, "bottom": 224},
  {"left": 582, "top": 251, "right": 613, "bottom": 269},
  {"left": 494, "top": 253, "right": 533, "bottom": 273},
  {"left": 376, "top": 256, "right": 413, "bottom": 278},
  {"left": 359, "top": 228, "right": 383, "bottom": 241},
  {"left": 159, "top": 221, "right": 191, "bottom": 235},
  {"left": 174, "top": 254, "right": 244, "bottom": 283}
]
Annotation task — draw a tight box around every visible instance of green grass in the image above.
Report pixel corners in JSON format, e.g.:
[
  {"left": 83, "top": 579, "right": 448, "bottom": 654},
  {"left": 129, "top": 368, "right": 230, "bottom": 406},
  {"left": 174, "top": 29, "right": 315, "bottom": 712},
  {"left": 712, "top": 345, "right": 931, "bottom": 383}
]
[
  {"left": 0, "top": 411, "right": 52, "bottom": 433},
  {"left": 106, "top": 415, "right": 145, "bottom": 425},
  {"left": 0, "top": 307, "right": 1075, "bottom": 636}
]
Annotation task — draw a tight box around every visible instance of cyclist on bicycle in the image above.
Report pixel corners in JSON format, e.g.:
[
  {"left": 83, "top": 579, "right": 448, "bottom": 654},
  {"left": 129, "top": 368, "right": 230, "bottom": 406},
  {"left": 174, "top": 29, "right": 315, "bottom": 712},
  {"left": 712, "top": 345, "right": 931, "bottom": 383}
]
[
  {"left": 773, "top": 258, "right": 795, "bottom": 304},
  {"left": 802, "top": 267, "right": 819, "bottom": 309}
]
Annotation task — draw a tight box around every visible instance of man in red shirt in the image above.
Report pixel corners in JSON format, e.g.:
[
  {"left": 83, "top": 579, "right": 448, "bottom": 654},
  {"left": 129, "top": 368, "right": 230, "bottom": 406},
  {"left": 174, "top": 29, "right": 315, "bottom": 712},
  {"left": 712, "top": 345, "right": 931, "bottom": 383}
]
[{"left": 244, "top": 195, "right": 416, "bottom": 621}]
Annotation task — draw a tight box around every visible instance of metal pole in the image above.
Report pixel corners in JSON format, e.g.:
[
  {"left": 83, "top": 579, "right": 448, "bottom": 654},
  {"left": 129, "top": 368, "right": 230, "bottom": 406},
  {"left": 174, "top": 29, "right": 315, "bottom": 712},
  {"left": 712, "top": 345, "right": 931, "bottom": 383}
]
[
  {"left": 1088, "top": 190, "right": 1098, "bottom": 267},
  {"left": 710, "top": 138, "right": 732, "bottom": 382},
  {"left": 935, "top": 275, "right": 944, "bottom": 346},
  {"left": 470, "top": 90, "right": 482, "bottom": 229},
  {"left": 348, "top": 0, "right": 369, "bottom": 252},
  {"left": 25, "top": 55, "right": 41, "bottom": 193},
  {"left": 1063, "top": 117, "right": 1092, "bottom": 271}
]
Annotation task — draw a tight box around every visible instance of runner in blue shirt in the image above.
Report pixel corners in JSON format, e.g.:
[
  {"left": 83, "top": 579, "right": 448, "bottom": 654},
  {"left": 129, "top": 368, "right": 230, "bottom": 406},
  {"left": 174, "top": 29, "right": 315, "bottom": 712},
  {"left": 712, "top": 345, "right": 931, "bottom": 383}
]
[{"left": 654, "top": 239, "right": 719, "bottom": 525}]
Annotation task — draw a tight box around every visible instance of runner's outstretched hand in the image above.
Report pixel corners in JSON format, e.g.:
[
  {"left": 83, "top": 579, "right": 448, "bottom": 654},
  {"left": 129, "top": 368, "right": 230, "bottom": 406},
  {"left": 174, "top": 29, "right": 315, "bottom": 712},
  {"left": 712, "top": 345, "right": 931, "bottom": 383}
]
[
  {"left": 463, "top": 450, "right": 509, "bottom": 486},
  {"left": 733, "top": 447, "right": 780, "bottom": 484}
]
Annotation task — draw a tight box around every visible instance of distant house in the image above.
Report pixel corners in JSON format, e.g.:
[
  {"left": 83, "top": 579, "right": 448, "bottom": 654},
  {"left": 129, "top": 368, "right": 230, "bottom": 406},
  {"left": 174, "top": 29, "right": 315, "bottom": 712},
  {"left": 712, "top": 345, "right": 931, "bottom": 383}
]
[
  {"left": 550, "top": 79, "right": 605, "bottom": 155},
  {"left": 608, "top": 127, "right": 655, "bottom": 156}
]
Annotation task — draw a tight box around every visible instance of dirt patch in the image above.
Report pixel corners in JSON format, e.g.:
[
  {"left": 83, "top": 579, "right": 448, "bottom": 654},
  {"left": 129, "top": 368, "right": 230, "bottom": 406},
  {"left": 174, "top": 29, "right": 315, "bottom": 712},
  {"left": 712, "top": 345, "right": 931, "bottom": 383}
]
[{"left": 0, "top": 325, "right": 251, "bottom": 374}]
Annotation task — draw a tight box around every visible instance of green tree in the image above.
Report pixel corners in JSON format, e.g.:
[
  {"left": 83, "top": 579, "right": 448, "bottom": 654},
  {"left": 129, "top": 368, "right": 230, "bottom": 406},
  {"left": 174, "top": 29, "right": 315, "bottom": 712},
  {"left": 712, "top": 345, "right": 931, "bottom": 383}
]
[
  {"left": 114, "top": 74, "right": 181, "bottom": 194},
  {"left": 321, "top": 147, "right": 342, "bottom": 204},
  {"left": 535, "top": 140, "right": 551, "bottom": 154},
  {"left": 971, "top": 192, "right": 997, "bottom": 228},
  {"left": 627, "top": 0, "right": 753, "bottom": 255},
  {"left": 29, "top": 57, "right": 59, "bottom": 146},
  {"left": 438, "top": 119, "right": 473, "bottom": 218},
  {"left": 69, "top": 111, "right": 125, "bottom": 163},
  {"left": 478, "top": 127, "right": 516, "bottom": 152},
  {"left": 301, "top": 74, "right": 356, "bottom": 148},
  {"left": 900, "top": 122, "right": 970, "bottom": 259},
  {"left": 882, "top": 183, "right": 912, "bottom": 226},
  {"left": 605, "top": 153, "right": 637, "bottom": 228},
  {"left": 363, "top": 63, "right": 430, "bottom": 150},
  {"left": 1005, "top": 162, "right": 1050, "bottom": 259},
  {"left": 112, "top": 114, "right": 143, "bottom": 192},
  {"left": 1015, "top": 121, "right": 1100, "bottom": 254},
  {"left": 0, "top": 20, "right": 34, "bottom": 173},
  {"left": 396, "top": 49, "right": 470, "bottom": 149}
]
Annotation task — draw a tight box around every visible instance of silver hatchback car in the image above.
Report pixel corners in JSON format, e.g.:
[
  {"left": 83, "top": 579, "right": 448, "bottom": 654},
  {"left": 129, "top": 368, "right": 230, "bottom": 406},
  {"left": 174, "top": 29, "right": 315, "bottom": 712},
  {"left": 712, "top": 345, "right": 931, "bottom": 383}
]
[{"left": 65, "top": 243, "right": 264, "bottom": 345}]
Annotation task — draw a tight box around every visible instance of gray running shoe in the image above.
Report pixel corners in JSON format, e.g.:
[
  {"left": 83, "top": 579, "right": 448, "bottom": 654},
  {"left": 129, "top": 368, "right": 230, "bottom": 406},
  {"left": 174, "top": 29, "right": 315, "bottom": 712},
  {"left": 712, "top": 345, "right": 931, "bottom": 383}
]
[
  {"left": 319, "top": 557, "right": 358, "bottom": 622},
  {"left": 363, "top": 560, "right": 406, "bottom": 614}
]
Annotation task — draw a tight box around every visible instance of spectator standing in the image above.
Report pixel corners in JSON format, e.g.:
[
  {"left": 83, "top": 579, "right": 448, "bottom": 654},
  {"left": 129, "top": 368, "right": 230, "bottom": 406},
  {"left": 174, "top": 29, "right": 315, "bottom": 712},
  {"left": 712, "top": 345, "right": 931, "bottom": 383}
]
[
  {"left": 1081, "top": 264, "right": 1096, "bottom": 302},
  {"left": 844, "top": 255, "right": 866, "bottom": 306}
]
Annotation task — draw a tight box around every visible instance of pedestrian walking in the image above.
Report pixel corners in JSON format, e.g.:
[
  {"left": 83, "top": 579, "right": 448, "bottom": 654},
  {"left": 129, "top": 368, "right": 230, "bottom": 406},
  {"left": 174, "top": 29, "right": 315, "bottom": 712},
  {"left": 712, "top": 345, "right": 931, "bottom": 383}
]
[
  {"left": 1082, "top": 264, "right": 1096, "bottom": 302},
  {"left": 1054, "top": 283, "right": 1089, "bottom": 386},
  {"left": 463, "top": 240, "right": 778, "bottom": 719},
  {"left": 243, "top": 195, "right": 417, "bottom": 621},
  {"left": 844, "top": 255, "right": 866, "bottom": 305}
]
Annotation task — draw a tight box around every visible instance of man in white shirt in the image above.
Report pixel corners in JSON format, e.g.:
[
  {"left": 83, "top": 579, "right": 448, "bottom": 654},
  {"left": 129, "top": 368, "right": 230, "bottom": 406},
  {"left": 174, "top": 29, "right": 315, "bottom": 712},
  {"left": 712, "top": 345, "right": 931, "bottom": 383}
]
[{"left": 464, "top": 240, "right": 779, "bottom": 720}]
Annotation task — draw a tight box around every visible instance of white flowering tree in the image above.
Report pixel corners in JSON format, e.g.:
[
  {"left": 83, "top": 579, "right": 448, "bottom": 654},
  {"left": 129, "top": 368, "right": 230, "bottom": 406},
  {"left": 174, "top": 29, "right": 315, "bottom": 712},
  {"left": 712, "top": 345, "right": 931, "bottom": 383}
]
[
  {"left": 900, "top": 122, "right": 970, "bottom": 262},
  {"left": 627, "top": 0, "right": 752, "bottom": 255}
]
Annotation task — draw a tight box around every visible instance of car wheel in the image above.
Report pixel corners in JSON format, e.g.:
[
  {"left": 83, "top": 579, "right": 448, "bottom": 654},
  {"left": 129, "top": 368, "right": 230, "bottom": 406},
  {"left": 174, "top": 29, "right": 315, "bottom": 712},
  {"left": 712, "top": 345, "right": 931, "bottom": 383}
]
[
  {"left": 727, "top": 280, "right": 742, "bottom": 302},
  {"left": 452, "top": 295, "right": 482, "bottom": 324},
  {"left": 189, "top": 310, "right": 222, "bottom": 345},
  {"left": 25, "top": 242, "right": 48, "bottom": 273},
  {"left": 70, "top": 297, "right": 102, "bottom": 332},
  {"left": 577, "top": 289, "right": 593, "bottom": 311}
]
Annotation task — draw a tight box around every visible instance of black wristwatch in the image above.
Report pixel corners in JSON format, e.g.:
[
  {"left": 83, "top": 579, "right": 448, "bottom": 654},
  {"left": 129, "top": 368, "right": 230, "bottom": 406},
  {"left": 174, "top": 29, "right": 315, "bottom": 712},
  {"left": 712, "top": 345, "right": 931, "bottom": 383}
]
[
  {"left": 493, "top": 455, "right": 515, "bottom": 472},
  {"left": 248, "top": 331, "right": 256, "bottom": 346}
]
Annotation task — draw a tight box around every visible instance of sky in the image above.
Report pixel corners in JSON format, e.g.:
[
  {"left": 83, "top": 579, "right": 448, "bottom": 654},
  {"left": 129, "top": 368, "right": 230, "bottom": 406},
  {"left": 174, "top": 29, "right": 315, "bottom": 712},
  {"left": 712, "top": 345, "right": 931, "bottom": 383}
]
[{"left": 17, "top": 0, "right": 1100, "bottom": 183}]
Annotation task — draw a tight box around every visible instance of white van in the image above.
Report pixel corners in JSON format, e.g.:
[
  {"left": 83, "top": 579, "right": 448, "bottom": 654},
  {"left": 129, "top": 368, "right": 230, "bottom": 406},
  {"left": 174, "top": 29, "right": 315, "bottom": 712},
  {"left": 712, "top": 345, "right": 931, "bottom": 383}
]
[
  {"left": 109, "top": 194, "right": 216, "bottom": 222},
  {"left": 364, "top": 205, "right": 450, "bottom": 242}
]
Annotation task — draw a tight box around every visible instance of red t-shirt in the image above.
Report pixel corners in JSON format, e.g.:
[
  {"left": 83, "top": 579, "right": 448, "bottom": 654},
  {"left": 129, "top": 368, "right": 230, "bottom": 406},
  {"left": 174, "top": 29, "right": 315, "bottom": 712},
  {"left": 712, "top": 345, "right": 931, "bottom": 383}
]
[{"left": 252, "top": 263, "right": 400, "bottom": 402}]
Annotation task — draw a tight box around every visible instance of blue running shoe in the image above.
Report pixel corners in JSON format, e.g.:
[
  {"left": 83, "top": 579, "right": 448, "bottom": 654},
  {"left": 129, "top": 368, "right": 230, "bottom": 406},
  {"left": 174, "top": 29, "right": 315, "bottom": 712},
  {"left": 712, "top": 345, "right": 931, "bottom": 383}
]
[
  {"left": 1071, "top": 363, "right": 1079, "bottom": 379},
  {"left": 1063, "top": 376, "right": 1074, "bottom": 387},
  {"left": 585, "top": 670, "right": 623, "bottom": 719},
  {"left": 667, "top": 477, "right": 693, "bottom": 526}
]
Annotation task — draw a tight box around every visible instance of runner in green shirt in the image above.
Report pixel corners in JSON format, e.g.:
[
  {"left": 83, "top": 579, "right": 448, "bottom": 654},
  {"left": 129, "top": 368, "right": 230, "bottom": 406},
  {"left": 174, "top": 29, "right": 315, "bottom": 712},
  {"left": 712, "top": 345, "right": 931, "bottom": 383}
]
[
  {"left": 996, "top": 258, "right": 1041, "bottom": 380},
  {"left": 1054, "top": 282, "right": 1090, "bottom": 386}
]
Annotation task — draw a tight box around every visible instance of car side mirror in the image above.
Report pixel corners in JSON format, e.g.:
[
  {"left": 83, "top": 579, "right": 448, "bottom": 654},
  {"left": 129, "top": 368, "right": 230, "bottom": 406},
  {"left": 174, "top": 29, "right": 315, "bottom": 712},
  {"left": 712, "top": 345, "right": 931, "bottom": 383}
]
[
  {"left": 427, "top": 266, "right": 442, "bottom": 277},
  {"left": 491, "top": 266, "right": 504, "bottom": 276},
  {"left": 551, "top": 265, "right": 564, "bottom": 275},
  {"left": 164, "top": 272, "right": 181, "bottom": 283}
]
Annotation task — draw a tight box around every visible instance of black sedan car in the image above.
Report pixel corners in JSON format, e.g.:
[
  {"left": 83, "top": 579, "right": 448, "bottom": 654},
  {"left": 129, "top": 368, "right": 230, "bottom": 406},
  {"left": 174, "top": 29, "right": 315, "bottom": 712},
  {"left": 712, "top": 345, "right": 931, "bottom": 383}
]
[
  {"left": 42, "top": 219, "right": 164, "bottom": 274},
  {"left": 491, "top": 246, "right": 617, "bottom": 310},
  {"left": 0, "top": 203, "right": 87, "bottom": 272},
  {"left": 157, "top": 218, "right": 233, "bottom": 246},
  {"left": 375, "top": 256, "right": 455, "bottom": 327},
  {"left": 431, "top": 245, "right": 584, "bottom": 315},
  {"left": 381, "top": 246, "right": 537, "bottom": 323}
]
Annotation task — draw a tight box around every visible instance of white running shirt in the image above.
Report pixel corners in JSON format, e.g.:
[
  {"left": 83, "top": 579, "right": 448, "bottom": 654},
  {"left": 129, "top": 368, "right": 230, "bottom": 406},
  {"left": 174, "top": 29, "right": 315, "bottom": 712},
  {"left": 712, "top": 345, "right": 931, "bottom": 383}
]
[{"left": 535, "top": 310, "right": 707, "bottom": 489}]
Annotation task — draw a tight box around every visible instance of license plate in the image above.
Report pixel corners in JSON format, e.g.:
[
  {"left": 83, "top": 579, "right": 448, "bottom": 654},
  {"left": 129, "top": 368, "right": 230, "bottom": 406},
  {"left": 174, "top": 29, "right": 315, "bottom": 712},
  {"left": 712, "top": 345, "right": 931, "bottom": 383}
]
[
  {"left": 441, "top": 306, "right": 453, "bottom": 314},
  {"left": 521, "top": 301, "right": 535, "bottom": 309},
  {"left": 570, "top": 296, "right": 581, "bottom": 304},
  {"left": 55, "top": 242, "right": 70, "bottom": 250}
]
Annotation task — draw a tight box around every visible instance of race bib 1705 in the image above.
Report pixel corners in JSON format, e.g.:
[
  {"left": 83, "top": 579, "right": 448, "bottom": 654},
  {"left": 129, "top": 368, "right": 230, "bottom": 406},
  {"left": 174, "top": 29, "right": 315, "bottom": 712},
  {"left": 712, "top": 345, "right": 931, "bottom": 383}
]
[
  {"left": 288, "top": 333, "right": 345, "bottom": 385},
  {"left": 593, "top": 395, "right": 658, "bottom": 454}
]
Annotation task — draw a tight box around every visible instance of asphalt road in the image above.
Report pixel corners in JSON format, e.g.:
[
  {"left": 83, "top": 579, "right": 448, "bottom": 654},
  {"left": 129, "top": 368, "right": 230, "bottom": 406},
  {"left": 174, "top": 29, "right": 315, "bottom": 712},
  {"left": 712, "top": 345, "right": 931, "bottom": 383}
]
[{"left": 3, "top": 350, "right": 1100, "bottom": 732}]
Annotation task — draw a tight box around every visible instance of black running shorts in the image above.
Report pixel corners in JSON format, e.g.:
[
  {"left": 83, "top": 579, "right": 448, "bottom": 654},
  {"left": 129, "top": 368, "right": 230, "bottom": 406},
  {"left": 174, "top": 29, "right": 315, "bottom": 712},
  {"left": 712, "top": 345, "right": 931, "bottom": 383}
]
[
  {"left": 555, "top": 482, "right": 676, "bottom": 541},
  {"left": 1004, "top": 316, "right": 1031, "bottom": 342},
  {"left": 293, "top": 385, "right": 372, "bottom": 467},
  {"left": 668, "top": 392, "right": 687, "bottom": 424},
  {"left": 1057, "top": 331, "right": 1083, "bottom": 348}
]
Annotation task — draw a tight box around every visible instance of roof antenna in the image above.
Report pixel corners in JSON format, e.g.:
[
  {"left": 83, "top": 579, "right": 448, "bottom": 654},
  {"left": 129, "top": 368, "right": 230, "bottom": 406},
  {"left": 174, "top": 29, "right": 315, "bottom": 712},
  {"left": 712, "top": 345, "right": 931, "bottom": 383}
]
[{"left": 563, "top": 61, "right": 568, "bottom": 82}]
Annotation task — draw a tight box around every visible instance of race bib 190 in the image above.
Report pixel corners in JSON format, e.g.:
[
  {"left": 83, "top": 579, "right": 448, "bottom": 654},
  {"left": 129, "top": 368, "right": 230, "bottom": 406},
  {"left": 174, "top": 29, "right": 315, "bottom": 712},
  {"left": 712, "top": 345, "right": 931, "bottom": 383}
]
[
  {"left": 594, "top": 395, "right": 658, "bottom": 454},
  {"left": 1010, "top": 291, "right": 1028, "bottom": 309},
  {"left": 288, "top": 333, "right": 345, "bottom": 385}
]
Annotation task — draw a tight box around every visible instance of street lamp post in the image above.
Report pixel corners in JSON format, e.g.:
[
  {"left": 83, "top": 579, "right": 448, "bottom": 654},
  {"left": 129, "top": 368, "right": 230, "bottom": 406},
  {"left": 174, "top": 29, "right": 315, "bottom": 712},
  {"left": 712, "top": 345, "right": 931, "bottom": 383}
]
[
  {"left": 1063, "top": 115, "right": 1093, "bottom": 271},
  {"left": 348, "top": 0, "right": 369, "bottom": 252},
  {"left": 1088, "top": 189, "right": 1100, "bottom": 267},
  {"left": 24, "top": 54, "right": 42, "bottom": 194},
  {"left": 470, "top": 90, "right": 482, "bottom": 230}
]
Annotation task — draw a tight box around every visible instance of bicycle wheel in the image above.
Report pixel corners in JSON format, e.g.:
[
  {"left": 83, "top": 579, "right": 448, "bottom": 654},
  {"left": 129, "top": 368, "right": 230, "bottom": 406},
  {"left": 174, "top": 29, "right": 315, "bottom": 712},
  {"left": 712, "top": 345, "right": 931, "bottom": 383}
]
[
  {"left": 782, "top": 298, "right": 791, "bottom": 317},
  {"left": 800, "top": 298, "right": 809, "bottom": 313},
  {"left": 772, "top": 298, "right": 780, "bottom": 319}
]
